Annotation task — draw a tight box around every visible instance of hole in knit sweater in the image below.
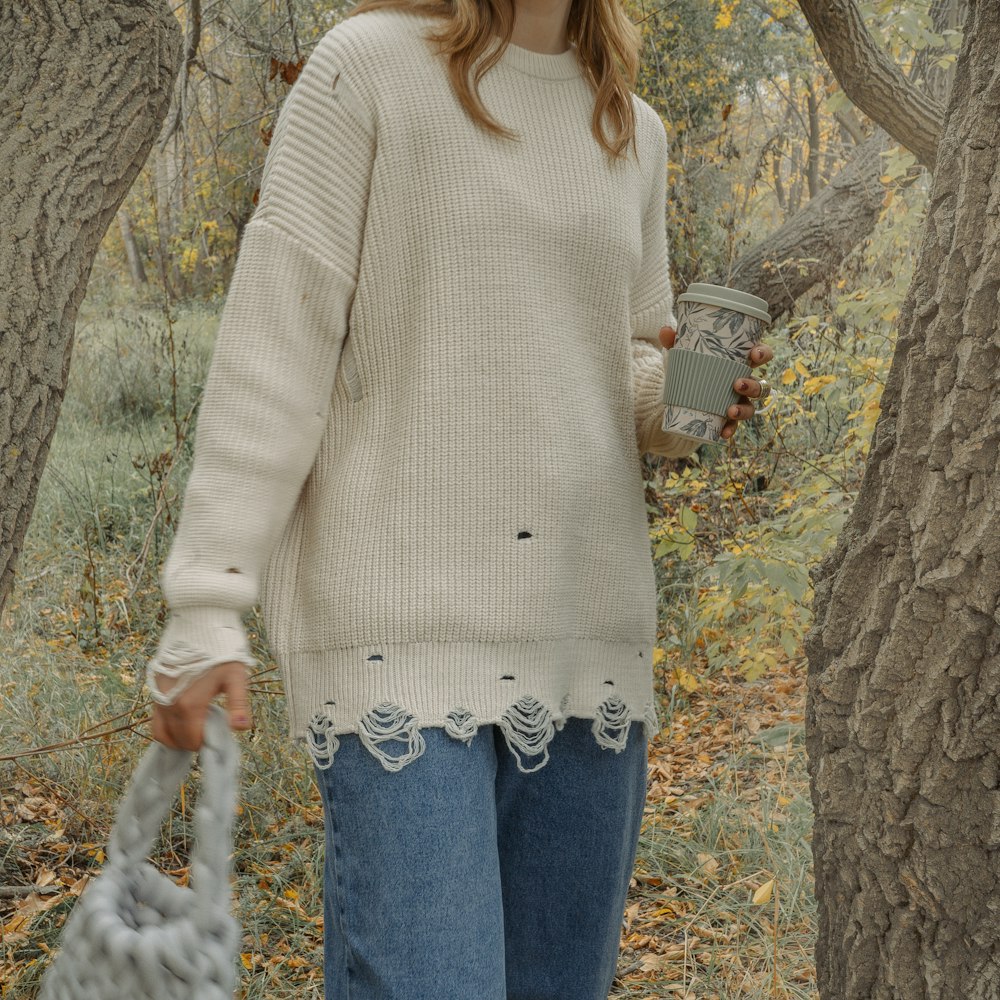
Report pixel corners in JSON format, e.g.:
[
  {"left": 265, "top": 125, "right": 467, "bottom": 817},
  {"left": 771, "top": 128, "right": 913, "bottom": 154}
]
[
  {"left": 444, "top": 708, "right": 478, "bottom": 746},
  {"left": 592, "top": 695, "right": 631, "bottom": 753},
  {"left": 499, "top": 674, "right": 515, "bottom": 681},
  {"left": 516, "top": 530, "right": 533, "bottom": 539},
  {"left": 306, "top": 712, "right": 340, "bottom": 770},
  {"left": 498, "top": 695, "right": 557, "bottom": 774},
  {"left": 367, "top": 654, "right": 384, "bottom": 662},
  {"left": 225, "top": 567, "right": 241, "bottom": 574},
  {"left": 603, "top": 679, "right": 615, "bottom": 686},
  {"left": 358, "top": 702, "right": 426, "bottom": 772}
]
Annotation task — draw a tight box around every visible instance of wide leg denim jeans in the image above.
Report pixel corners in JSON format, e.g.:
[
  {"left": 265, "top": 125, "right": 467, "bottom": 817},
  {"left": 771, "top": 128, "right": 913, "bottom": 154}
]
[{"left": 311, "top": 716, "right": 648, "bottom": 1000}]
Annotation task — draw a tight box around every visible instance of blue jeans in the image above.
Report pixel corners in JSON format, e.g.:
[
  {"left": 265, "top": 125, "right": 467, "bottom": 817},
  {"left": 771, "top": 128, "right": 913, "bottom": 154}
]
[{"left": 310, "top": 716, "right": 648, "bottom": 1000}]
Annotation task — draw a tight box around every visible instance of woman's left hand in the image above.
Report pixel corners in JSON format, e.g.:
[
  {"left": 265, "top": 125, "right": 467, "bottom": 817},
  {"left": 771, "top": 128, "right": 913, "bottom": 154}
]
[{"left": 659, "top": 326, "right": 775, "bottom": 441}]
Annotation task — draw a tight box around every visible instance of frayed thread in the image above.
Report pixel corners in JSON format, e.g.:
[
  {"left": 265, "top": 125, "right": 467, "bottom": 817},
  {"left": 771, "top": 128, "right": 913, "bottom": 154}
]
[
  {"left": 498, "top": 695, "right": 557, "bottom": 774},
  {"left": 358, "top": 702, "right": 426, "bottom": 773},
  {"left": 591, "top": 694, "right": 631, "bottom": 753},
  {"left": 307, "top": 693, "right": 649, "bottom": 774},
  {"left": 306, "top": 712, "right": 340, "bottom": 770},
  {"left": 643, "top": 700, "right": 661, "bottom": 739},
  {"left": 443, "top": 708, "right": 478, "bottom": 746}
]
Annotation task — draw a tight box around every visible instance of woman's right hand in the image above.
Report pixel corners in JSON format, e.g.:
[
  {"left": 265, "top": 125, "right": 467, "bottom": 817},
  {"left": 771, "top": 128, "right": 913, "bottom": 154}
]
[{"left": 150, "top": 661, "right": 253, "bottom": 751}]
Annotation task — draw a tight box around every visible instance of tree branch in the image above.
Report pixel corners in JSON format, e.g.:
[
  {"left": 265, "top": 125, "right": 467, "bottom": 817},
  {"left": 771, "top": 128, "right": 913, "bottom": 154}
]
[
  {"left": 797, "top": 0, "right": 944, "bottom": 168},
  {"left": 833, "top": 108, "right": 866, "bottom": 145}
]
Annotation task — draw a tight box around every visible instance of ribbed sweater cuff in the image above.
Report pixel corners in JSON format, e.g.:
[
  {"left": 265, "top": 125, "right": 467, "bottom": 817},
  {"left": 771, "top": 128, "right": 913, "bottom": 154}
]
[
  {"left": 149, "top": 606, "right": 258, "bottom": 672},
  {"left": 631, "top": 339, "right": 702, "bottom": 459}
]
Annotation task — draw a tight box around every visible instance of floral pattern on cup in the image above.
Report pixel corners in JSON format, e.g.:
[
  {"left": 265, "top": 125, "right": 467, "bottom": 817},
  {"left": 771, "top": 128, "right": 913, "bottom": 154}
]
[
  {"left": 662, "top": 406, "right": 723, "bottom": 444},
  {"left": 675, "top": 301, "right": 763, "bottom": 363}
]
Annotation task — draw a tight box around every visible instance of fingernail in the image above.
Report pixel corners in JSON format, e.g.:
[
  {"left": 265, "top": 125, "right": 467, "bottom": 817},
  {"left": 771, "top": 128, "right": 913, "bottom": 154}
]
[
  {"left": 233, "top": 714, "right": 248, "bottom": 726},
  {"left": 737, "top": 381, "right": 747, "bottom": 391}
]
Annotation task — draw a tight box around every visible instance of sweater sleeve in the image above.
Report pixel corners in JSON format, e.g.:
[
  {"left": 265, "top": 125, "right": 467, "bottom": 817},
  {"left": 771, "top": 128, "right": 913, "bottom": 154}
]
[
  {"left": 147, "top": 29, "right": 377, "bottom": 685},
  {"left": 630, "top": 111, "right": 703, "bottom": 461}
]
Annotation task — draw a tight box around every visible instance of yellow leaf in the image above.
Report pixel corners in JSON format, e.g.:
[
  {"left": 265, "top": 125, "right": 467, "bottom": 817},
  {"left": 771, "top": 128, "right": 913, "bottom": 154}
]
[
  {"left": 752, "top": 879, "right": 774, "bottom": 905},
  {"left": 780, "top": 366, "right": 797, "bottom": 386},
  {"left": 653, "top": 646, "right": 666, "bottom": 666},
  {"left": 639, "top": 953, "right": 675, "bottom": 972},
  {"left": 794, "top": 358, "right": 811, "bottom": 378},
  {"left": 672, "top": 667, "right": 700, "bottom": 692},
  {"left": 240, "top": 953, "right": 253, "bottom": 970},
  {"left": 697, "top": 853, "right": 720, "bottom": 876},
  {"left": 802, "top": 374, "right": 837, "bottom": 396}
]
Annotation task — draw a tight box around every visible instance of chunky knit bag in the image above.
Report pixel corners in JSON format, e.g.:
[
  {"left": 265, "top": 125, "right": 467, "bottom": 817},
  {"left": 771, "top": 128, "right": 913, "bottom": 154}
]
[{"left": 38, "top": 705, "right": 242, "bottom": 1000}]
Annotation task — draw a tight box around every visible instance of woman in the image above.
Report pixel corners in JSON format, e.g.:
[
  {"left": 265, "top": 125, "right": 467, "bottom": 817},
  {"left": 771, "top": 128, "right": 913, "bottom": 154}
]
[{"left": 146, "top": 0, "right": 772, "bottom": 996}]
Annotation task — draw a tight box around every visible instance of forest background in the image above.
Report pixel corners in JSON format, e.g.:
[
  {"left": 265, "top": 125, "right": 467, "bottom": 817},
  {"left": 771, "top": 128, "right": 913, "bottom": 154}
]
[{"left": 0, "top": 0, "right": 961, "bottom": 996}]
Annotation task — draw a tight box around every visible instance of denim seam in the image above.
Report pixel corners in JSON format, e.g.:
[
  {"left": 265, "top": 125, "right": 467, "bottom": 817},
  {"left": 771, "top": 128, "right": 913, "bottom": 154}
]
[{"left": 329, "top": 792, "right": 357, "bottom": 992}]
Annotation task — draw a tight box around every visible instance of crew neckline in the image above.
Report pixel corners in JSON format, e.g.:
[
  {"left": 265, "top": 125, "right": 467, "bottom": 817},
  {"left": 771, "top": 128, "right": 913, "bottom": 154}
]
[
  {"left": 406, "top": 11, "right": 583, "bottom": 82},
  {"left": 498, "top": 38, "right": 582, "bottom": 80}
]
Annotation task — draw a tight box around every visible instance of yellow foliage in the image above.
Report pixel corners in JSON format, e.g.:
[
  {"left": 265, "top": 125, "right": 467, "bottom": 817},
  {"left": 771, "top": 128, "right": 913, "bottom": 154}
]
[
  {"left": 180, "top": 246, "right": 199, "bottom": 274},
  {"left": 714, "top": 0, "right": 738, "bottom": 29}
]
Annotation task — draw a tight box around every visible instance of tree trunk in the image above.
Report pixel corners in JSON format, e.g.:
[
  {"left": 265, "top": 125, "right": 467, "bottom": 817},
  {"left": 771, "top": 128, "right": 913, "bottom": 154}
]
[
  {"left": 117, "top": 207, "right": 148, "bottom": 287},
  {"left": 153, "top": 143, "right": 181, "bottom": 299},
  {"left": 804, "top": 1, "right": 1000, "bottom": 995},
  {"left": 772, "top": 142, "right": 786, "bottom": 214},
  {"left": 805, "top": 76, "right": 821, "bottom": 199},
  {"left": 0, "top": 2, "right": 182, "bottom": 615}
]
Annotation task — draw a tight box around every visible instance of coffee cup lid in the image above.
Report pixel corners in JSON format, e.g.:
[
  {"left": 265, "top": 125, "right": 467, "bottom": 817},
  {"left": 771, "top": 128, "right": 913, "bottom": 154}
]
[{"left": 677, "top": 282, "right": 771, "bottom": 324}]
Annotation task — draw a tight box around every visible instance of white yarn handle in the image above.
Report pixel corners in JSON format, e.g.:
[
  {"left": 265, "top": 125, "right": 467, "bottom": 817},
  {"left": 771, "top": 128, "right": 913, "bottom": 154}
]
[{"left": 106, "top": 706, "right": 239, "bottom": 912}]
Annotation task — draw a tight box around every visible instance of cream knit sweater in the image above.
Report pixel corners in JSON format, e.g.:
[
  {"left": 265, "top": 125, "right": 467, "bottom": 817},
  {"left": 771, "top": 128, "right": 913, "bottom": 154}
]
[{"left": 147, "top": 7, "right": 700, "bottom": 773}]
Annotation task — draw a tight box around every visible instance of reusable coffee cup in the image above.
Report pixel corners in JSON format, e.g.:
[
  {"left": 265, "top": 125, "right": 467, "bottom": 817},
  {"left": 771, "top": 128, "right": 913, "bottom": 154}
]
[{"left": 661, "top": 282, "right": 772, "bottom": 444}]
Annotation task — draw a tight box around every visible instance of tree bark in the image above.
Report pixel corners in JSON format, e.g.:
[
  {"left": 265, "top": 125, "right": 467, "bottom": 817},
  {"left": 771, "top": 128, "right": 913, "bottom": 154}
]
[
  {"left": 0, "top": 3, "right": 182, "bottom": 615},
  {"left": 804, "top": 0, "right": 1000, "bottom": 994}
]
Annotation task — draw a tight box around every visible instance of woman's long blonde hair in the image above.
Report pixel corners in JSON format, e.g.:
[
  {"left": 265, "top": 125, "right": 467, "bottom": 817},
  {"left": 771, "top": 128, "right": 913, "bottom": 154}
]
[{"left": 345, "top": 0, "right": 645, "bottom": 161}]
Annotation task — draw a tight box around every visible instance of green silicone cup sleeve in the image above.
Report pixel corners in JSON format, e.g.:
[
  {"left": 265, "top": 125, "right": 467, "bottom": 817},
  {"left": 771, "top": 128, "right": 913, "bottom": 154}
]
[{"left": 661, "top": 348, "right": 751, "bottom": 416}]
